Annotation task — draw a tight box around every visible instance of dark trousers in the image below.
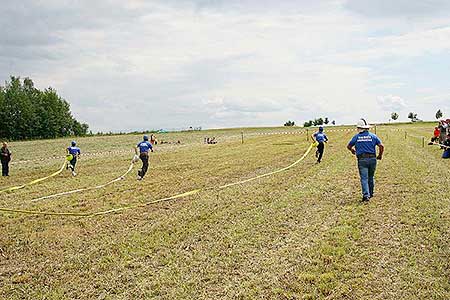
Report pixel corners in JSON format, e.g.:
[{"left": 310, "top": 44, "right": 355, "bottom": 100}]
[
  {"left": 357, "top": 157, "right": 377, "bottom": 198},
  {"left": 139, "top": 152, "right": 149, "bottom": 178},
  {"left": 68, "top": 157, "right": 77, "bottom": 170},
  {"left": 1, "top": 160, "right": 9, "bottom": 176},
  {"left": 316, "top": 142, "right": 325, "bottom": 162}
]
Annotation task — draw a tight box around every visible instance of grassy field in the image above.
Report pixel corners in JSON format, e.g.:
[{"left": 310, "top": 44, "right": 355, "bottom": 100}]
[{"left": 0, "top": 124, "right": 449, "bottom": 299}]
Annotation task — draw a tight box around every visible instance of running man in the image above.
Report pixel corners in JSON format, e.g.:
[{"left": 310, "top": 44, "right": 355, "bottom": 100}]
[
  {"left": 347, "top": 119, "right": 384, "bottom": 202},
  {"left": 1, "top": 142, "right": 11, "bottom": 176},
  {"left": 67, "top": 141, "right": 81, "bottom": 176},
  {"left": 135, "top": 135, "right": 153, "bottom": 180},
  {"left": 312, "top": 126, "right": 328, "bottom": 163}
]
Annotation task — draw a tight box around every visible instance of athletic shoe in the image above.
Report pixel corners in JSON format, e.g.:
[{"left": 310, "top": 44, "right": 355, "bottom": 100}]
[
  {"left": 362, "top": 196, "right": 370, "bottom": 202},
  {"left": 137, "top": 176, "right": 142, "bottom": 180},
  {"left": 72, "top": 171, "right": 77, "bottom": 177}
]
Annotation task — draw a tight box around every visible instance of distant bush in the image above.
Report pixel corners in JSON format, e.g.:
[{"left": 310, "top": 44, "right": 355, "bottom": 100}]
[{"left": 284, "top": 120, "right": 295, "bottom": 126}]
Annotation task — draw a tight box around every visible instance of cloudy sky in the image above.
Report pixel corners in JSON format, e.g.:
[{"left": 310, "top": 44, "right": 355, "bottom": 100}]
[{"left": 1, "top": 0, "right": 450, "bottom": 131}]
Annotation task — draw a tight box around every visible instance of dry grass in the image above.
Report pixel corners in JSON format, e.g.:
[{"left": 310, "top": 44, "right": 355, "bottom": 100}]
[{"left": 0, "top": 124, "right": 449, "bottom": 299}]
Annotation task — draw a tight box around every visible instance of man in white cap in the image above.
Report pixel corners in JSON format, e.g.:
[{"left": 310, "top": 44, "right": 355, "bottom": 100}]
[{"left": 347, "top": 119, "right": 384, "bottom": 202}]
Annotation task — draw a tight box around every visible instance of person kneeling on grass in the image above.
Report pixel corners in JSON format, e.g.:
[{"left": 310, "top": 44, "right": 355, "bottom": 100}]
[
  {"left": 442, "top": 133, "right": 450, "bottom": 159},
  {"left": 429, "top": 127, "right": 441, "bottom": 145},
  {"left": 67, "top": 141, "right": 81, "bottom": 176},
  {"left": 312, "top": 126, "right": 328, "bottom": 163},
  {"left": 347, "top": 119, "right": 384, "bottom": 202},
  {"left": 135, "top": 135, "right": 153, "bottom": 180}
]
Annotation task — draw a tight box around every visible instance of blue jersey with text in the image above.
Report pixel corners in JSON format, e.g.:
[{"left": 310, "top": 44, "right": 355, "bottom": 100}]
[
  {"left": 137, "top": 141, "right": 153, "bottom": 153},
  {"left": 348, "top": 131, "right": 381, "bottom": 156},
  {"left": 67, "top": 146, "right": 81, "bottom": 156},
  {"left": 314, "top": 132, "right": 328, "bottom": 143}
]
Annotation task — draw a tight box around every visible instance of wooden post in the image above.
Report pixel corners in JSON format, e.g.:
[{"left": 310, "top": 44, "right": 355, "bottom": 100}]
[
  {"left": 374, "top": 125, "right": 377, "bottom": 134},
  {"left": 241, "top": 131, "right": 244, "bottom": 144},
  {"left": 306, "top": 129, "right": 309, "bottom": 141},
  {"left": 422, "top": 137, "right": 425, "bottom": 148},
  {"left": 405, "top": 131, "right": 407, "bottom": 139}
]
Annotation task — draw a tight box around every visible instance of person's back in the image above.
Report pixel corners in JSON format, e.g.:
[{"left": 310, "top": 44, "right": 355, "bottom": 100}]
[
  {"left": 349, "top": 131, "right": 381, "bottom": 157},
  {"left": 313, "top": 132, "right": 327, "bottom": 143},
  {"left": 137, "top": 140, "right": 152, "bottom": 153},
  {"left": 434, "top": 127, "right": 440, "bottom": 137},
  {"left": 67, "top": 145, "right": 81, "bottom": 156}
]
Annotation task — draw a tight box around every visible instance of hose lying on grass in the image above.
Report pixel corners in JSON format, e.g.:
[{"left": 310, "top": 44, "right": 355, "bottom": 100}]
[
  {"left": 0, "top": 143, "right": 314, "bottom": 217},
  {"left": 0, "top": 161, "right": 67, "bottom": 194}
]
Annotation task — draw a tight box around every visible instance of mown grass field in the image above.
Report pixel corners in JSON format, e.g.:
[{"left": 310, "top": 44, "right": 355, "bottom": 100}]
[{"left": 0, "top": 124, "right": 449, "bottom": 299}]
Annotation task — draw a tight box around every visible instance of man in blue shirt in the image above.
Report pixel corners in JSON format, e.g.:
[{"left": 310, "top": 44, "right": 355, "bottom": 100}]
[
  {"left": 135, "top": 135, "right": 153, "bottom": 180},
  {"left": 312, "top": 126, "right": 328, "bottom": 163},
  {"left": 67, "top": 141, "right": 81, "bottom": 176},
  {"left": 347, "top": 119, "right": 384, "bottom": 202}
]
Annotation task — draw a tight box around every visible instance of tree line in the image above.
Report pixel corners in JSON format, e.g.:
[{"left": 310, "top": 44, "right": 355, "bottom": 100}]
[{"left": 0, "top": 76, "right": 88, "bottom": 140}]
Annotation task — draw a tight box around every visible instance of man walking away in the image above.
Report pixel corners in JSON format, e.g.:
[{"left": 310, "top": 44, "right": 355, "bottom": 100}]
[
  {"left": 1, "top": 142, "right": 11, "bottom": 176},
  {"left": 312, "top": 126, "right": 328, "bottom": 163},
  {"left": 135, "top": 135, "right": 153, "bottom": 180},
  {"left": 67, "top": 141, "right": 81, "bottom": 176},
  {"left": 347, "top": 119, "right": 384, "bottom": 202}
]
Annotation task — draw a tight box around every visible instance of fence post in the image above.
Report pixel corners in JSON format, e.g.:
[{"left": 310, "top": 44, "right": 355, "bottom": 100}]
[
  {"left": 405, "top": 131, "right": 407, "bottom": 139},
  {"left": 422, "top": 137, "right": 425, "bottom": 148},
  {"left": 306, "top": 129, "right": 309, "bottom": 141},
  {"left": 375, "top": 125, "right": 377, "bottom": 134},
  {"left": 241, "top": 131, "right": 244, "bottom": 144}
]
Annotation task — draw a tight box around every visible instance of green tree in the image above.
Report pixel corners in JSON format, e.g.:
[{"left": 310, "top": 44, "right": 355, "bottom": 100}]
[
  {"left": 408, "top": 112, "right": 418, "bottom": 122},
  {"left": 303, "top": 120, "right": 313, "bottom": 127},
  {"left": 284, "top": 120, "right": 295, "bottom": 126},
  {"left": 0, "top": 76, "right": 89, "bottom": 140},
  {"left": 391, "top": 112, "right": 399, "bottom": 121},
  {"left": 313, "top": 118, "right": 324, "bottom": 126},
  {"left": 435, "top": 109, "right": 443, "bottom": 119},
  {"left": 324, "top": 117, "right": 329, "bottom": 125}
]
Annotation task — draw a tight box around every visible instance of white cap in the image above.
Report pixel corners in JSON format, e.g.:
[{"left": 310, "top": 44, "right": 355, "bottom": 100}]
[{"left": 356, "top": 118, "right": 371, "bottom": 129}]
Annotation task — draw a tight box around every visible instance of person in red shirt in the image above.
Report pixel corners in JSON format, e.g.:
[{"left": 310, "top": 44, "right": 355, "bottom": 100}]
[{"left": 430, "top": 127, "right": 440, "bottom": 143}]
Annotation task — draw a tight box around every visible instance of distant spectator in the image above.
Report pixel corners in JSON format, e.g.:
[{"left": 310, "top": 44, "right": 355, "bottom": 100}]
[
  {"left": 442, "top": 134, "right": 450, "bottom": 159},
  {"left": 207, "top": 137, "right": 217, "bottom": 144},
  {"left": 439, "top": 121, "right": 448, "bottom": 143},
  {"left": 429, "top": 127, "right": 441, "bottom": 145},
  {"left": 150, "top": 134, "right": 157, "bottom": 145},
  {"left": 1, "top": 142, "right": 11, "bottom": 176}
]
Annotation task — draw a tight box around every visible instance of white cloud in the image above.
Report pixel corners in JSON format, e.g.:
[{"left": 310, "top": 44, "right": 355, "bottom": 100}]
[
  {"left": 376, "top": 95, "right": 407, "bottom": 112},
  {"left": 1, "top": 0, "right": 449, "bottom": 130}
]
